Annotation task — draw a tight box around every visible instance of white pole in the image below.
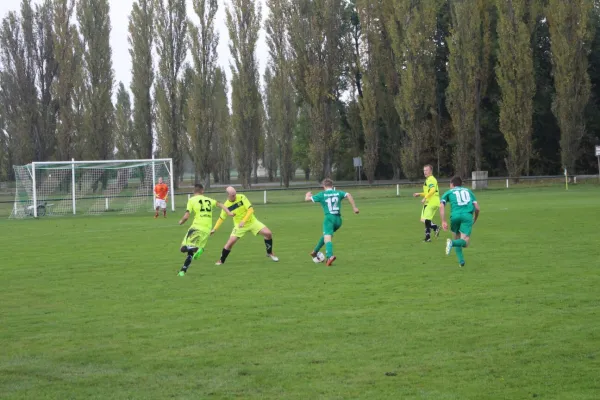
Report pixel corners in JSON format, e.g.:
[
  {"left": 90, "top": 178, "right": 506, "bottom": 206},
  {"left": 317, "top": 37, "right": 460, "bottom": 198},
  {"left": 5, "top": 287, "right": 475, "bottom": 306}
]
[
  {"left": 169, "top": 158, "right": 175, "bottom": 211},
  {"left": 105, "top": 197, "right": 109, "bottom": 211},
  {"left": 32, "top": 162, "right": 38, "bottom": 217},
  {"left": 71, "top": 158, "right": 76, "bottom": 214},
  {"left": 264, "top": 190, "right": 267, "bottom": 204},
  {"left": 506, "top": 178, "right": 509, "bottom": 188},
  {"left": 396, "top": 184, "right": 400, "bottom": 196},
  {"left": 187, "top": 194, "right": 190, "bottom": 200},
  {"left": 151, "top": 154, "right": 156, "bottom": 210},
  {"left": 574, "top": 176, "right": 577, "bottom": 184}
]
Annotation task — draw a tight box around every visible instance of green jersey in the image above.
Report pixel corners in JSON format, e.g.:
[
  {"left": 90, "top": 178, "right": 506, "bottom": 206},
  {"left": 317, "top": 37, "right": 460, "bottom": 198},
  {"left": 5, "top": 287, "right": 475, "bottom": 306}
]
[
  {"left": 186, "top": 195, "right": 218, "bottom": 231},
  {"left": 311, "top": 189, "right": 348, "bottom": 217},
  {"left": 440, "top": 186, "right": 478, "bottom": 215}
]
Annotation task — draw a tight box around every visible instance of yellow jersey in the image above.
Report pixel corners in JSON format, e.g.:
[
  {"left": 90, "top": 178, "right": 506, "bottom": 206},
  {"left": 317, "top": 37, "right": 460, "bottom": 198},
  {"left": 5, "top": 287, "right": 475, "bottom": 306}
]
[
  {"left": 186, "top": 195, "right": 218, "bottom": 231},
  {"left": 423, "top": 176, "right": 440, "bottom": 206},
  {"left": 219, "top": 194, "right": 256, "bottom": 226}
]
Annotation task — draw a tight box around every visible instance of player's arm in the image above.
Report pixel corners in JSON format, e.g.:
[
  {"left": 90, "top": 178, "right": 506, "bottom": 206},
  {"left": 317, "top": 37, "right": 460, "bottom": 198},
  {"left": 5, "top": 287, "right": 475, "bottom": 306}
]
[
  {"left": 239, "top": 207, "right": 254, "bottom": 227},
  {"left": 211, "top": 203, "right": 233, "bottom": 234},
  {"left": 305, "top": 192, "right": 313, "bottom": 201},
  {"left": 178, "top": 211, "right": 190, "bottom": 225},
  {"left": 344, "top": 193, "right": 359, "bottom": 214},
  {"left": 424, "top": 186, "right": 436, "bottom": 199},
  {"left": 440, "top": 195, "right": 449, "bottom": 230},
  {"left": 473, "top": 201, "right": 480, "bottom": 224}
]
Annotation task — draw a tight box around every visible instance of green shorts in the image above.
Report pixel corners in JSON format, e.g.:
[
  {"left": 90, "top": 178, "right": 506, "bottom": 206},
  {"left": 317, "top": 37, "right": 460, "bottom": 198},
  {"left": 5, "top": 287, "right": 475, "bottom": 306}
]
[
  {"left": 323, "top": 215, "right": 342, "bottom": 236},
  {"left": 420, "top": 203, "right": 439, "bottom": 221},
  {"left": 450, "top": 214, "right": 474, "bottom": 237},
  {"left": 231, "top": 219, "right": 266, "bottom": 238},
  {"left": 182, "top": 227, "right": 210, "bottom": 249}
]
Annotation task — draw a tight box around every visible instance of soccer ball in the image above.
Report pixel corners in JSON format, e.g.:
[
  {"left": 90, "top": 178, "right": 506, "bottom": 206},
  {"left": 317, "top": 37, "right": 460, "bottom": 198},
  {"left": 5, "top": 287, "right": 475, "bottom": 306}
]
[{"left": 312, "top": 252, "right": 325, "bottom": 263}]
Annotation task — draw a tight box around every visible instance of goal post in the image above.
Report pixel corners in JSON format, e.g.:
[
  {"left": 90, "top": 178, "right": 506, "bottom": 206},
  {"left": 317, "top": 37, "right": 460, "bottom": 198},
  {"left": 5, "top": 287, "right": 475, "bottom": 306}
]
[{"left": 10, "top": 158, "right": 175, "bottom": 218}]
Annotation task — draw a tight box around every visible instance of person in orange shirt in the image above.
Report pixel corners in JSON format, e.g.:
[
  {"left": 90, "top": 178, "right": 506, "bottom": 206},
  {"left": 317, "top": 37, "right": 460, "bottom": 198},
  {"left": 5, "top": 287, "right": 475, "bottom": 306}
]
[{"left": 154, "top": 177, "right": 169, "bottom": 218}]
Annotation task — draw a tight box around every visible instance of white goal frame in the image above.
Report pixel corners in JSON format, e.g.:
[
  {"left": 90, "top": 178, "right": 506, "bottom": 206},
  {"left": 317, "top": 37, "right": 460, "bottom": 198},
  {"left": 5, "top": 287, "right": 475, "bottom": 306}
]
[{"left": 20, "top": 157, "right": 174, "bottom": 217}]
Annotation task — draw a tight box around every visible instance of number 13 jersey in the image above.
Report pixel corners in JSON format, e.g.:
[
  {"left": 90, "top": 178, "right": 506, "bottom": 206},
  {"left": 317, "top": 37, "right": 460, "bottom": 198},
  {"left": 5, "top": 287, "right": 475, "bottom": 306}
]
[
  {"left": 311, "top": 189, "right": 348, "bottom": 217},
  {"left": 186, "top": 195, "right": 218, "bottom": 231}
]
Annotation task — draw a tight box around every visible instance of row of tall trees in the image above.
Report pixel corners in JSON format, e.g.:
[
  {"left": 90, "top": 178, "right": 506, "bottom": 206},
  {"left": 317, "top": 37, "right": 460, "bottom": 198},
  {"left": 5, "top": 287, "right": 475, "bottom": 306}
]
[{"left": 2, "top": 0, "right": 600, "bottom": 187}]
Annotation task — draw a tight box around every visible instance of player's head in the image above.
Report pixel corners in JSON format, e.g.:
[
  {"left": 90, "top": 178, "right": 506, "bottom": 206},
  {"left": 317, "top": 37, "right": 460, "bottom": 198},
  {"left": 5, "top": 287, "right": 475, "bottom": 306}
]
[
  {"left": 450, "top": 176, "right": 462, "bottom": 188},
  {"left": 226, "top": 186, "right": 237, "bottom": 200},
  {"left": 194, "top": 183, "right": 204, "bottom": 194},
  {"left": 423, "top": 165, "right": 433, "bottom": 177},
  {"left": 158, "top": 177, "right": 163, "bottom": 184},
  {"left": 322, "top": 178, "right": 334, "bottom": 189}
]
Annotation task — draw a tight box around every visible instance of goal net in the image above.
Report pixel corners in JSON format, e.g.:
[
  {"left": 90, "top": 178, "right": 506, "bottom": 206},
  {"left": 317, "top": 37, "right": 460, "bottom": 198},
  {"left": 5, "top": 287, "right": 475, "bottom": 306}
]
[{"left": 9, "top": 158, "right": 174, "bottom": 218}]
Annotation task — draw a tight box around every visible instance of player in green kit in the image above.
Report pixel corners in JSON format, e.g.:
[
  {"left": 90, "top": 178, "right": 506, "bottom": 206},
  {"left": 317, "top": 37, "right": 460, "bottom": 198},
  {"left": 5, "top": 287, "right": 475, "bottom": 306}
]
[
  {"left": 305, "top": 178, "right": 359, "bottom": 266},
  {"left": 177, "top": 184, "right": 233, "bottom": 276},
  {"left": 440, "top": 176, "right": 480, "bottom": 267}
]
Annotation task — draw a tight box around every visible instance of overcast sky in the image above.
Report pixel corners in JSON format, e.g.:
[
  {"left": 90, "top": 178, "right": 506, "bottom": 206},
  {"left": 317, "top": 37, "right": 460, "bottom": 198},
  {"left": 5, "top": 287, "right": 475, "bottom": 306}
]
[{"left": 0, "top": 0, "right": 269, "bottom": 98}]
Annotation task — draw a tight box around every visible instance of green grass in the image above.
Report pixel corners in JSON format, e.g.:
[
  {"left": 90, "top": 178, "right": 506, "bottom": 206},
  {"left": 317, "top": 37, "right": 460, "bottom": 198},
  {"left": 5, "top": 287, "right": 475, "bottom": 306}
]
[{"left": 1, "top": 185, "right": 599, "bottom": 399}]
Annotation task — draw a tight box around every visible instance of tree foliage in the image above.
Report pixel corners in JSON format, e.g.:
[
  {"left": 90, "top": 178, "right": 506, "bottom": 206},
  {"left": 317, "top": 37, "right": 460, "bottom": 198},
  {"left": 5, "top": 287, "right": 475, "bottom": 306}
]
[
  {"left": 77, "top": 0, "right": 113, "bottom": 160},
  {"left": 495, "top": 0, "right": 536, "bottom": 179},
  {"left": 128, "top": 0, "right": 154, "bottom": 159},
  {"left": 226, "top": 0, "right": 262, "bottom": 188},
  {"left": 153, "top": 0, "right": 187, "bottom": 187},
  {"left": 187, "top": 0, "right": 219, "bottom": 187},
  {"left": 385, "top": 0, "right": 439, "bottom": 180},
  {"left": 548, "top": 0, "right": 594, "bottom": 172},
  {"left": 265, "top": 0, "right": 296, "bottom": 187}
]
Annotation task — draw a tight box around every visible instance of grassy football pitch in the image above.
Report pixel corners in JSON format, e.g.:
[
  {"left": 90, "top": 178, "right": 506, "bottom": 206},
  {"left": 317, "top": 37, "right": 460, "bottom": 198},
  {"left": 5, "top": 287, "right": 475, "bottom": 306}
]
[{"left": 1, "top": 184, "right": 599, "bottom": 399}]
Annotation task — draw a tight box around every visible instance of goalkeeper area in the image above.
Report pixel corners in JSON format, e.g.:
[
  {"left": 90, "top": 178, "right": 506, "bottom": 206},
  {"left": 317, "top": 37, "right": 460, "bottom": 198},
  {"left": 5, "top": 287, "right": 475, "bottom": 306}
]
[
  {"left": 9, "top": 158, "right": 174, "bottom": 218},
  {"left": 0, "top": 184, "right": 599, "bottom": 399}
]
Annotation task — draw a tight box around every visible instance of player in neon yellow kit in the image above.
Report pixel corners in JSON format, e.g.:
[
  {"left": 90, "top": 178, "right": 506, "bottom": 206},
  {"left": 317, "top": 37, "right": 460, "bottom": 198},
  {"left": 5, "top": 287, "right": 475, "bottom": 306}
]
[
  {"left": 305, "top": 178, "right": 359, "bottom": 267},
  {"left": 440, "top": 176, "right": 481, "bottom": 267},
  {"left": 177, "top": 184, "right": 233, "bottom": 276},
  {"left": 211, "top": 186, "right": 279, "bottom": 265},
  {"left": 413, "top": 164, "right": 441, "bottom": 242}
]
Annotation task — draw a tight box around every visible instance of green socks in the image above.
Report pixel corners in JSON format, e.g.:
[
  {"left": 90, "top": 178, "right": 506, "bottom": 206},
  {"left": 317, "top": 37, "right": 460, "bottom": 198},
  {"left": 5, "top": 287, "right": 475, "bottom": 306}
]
[
  {"left": 192, "top": 248, "right": 204, "bottom": 260},
  {"left": 314, "top": 237, "right": 325, "bottom": 253},
  {"left": 452, "top": 239, "right": 467, "bottom": 248},
  {"left": 455, "top": 247, "right": 465, "bottom": 264},
  {"left": 325, "top": 242, "right": 333, "bottom": 258},
  {"left": 452, "top": 240, "right": 466, "bottom": 264}
]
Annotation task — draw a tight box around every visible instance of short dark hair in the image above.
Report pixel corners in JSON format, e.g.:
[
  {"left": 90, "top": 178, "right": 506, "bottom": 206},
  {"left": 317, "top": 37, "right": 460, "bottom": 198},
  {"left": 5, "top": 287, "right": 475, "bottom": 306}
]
[
  {"left": 322, "top": 178, "right": 334, "bottom": 188},
  {"left": 424, "top": 164, "right": 433, "bottom": 171},
  {"left": 450, "top": 176, "right": 463, "bottom": 187},
  {"left": 194, "top": 183, "right": 204, "bottom": 193}
]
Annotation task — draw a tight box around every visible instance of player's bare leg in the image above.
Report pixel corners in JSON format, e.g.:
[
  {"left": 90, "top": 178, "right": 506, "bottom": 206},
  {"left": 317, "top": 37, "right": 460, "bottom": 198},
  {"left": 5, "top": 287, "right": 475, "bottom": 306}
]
[
  {"left": 163, "top": 207, "right": 167, "bottom": 218},
  {"left": 216, "top": 236, "right": 239, "bottom": 265},
  {"left": 324, "top": 234, "right": 336, "bottom": 266},
  {"left": 259, "top": 227, "right": 278, "bottom": 261},
  {"left": 154, "top": 206, "right": 159, "bottom": 218}
]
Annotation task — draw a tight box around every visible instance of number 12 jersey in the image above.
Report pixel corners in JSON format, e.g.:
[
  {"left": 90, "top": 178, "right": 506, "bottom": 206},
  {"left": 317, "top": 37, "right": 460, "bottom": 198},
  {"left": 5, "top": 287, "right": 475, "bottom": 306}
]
[{"left": 311, "top": 189, "right": 348, "bottom": 217}]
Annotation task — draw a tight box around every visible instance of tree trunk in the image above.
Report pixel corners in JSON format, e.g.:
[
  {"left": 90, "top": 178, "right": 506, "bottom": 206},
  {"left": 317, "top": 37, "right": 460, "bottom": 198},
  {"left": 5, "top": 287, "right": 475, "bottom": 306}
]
[{"left": 474, "top": 82, "right": 482, "bottom": 171}]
